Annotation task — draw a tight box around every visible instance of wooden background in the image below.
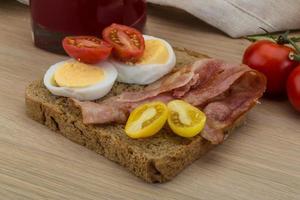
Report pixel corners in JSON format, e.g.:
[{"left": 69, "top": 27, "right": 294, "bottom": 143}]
[{"left": 0, "top": 1, "right": 299, "bottom": 199}]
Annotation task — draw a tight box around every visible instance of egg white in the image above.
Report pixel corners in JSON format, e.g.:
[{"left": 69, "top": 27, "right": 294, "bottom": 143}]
[
  {"left": 110, "top": 35, "right": 176, "bottom": 85},
  {"left": 43, "top": 59, "right": 117, "bottom": 101}
]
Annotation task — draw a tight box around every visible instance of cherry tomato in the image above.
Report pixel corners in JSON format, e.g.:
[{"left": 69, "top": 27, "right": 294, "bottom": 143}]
[
  {"left": 167, "top": 100, "right": 206, "bottom": 138},
  {"left": 125, "top": 102, "right": 168, "bottom": 139},
  {"left": 62, "top": 36, "right": 112, "bottom": 64},
  {"left": 243, "top": 40, "right": 298, "bottom": 96},
  {"left": 102, "top": 23, "right": 145, "bottom": 62},
  {"left": 287, "top": 65, "right": 300, "bottom": 111}
]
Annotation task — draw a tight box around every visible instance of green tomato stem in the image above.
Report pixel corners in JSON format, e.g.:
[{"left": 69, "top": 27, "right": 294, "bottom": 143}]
[
  {"left": 245, "top": 35, "right": 275, "bottom": 42},
  {"left": 289, "top": 53, "right": 300, "bottom": 61},
  {"left": 287, "top": 38, "right": 300, "bottom": 53},
  {"left": 291, "top": 37, "right": 300, "bottom": 42}
]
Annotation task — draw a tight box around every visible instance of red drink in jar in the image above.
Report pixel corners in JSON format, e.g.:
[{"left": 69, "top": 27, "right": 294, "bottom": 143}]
[{"left": 30, "top": 0, "right": 147, "bottom": 54}]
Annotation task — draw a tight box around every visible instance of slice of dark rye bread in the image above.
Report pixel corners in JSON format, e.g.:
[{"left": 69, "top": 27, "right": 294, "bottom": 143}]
[{"left": 25, "top": 48, "right": 247, "bottom": 183}]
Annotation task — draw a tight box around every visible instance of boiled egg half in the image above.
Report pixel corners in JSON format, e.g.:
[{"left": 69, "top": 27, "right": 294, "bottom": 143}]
[
  {"left": 110, "top": 35, "right": 176, "bottom": 85},
  {"left": 44, "top": 60, "right": 117, "bottom": 101}
]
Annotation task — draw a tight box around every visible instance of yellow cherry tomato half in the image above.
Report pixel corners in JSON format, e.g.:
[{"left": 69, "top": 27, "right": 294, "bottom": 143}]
[
  {"left": 167, "top": 100, "right": 206, "bottom": 138},
  {"left": 125, "top": 101, "right": 168, "bottom": 139}
]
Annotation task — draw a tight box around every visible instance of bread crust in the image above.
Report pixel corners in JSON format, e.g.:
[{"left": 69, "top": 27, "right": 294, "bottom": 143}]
[{"left": 25, "top": 48, "right": 246, "bottom": 183}]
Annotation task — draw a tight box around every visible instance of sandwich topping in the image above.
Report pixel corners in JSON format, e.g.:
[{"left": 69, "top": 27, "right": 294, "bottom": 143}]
[
  {"left": 111, "top": 35, "right": 176, "bottom": 85},
  {"left": 73, "top": 58, "right": 267, "bottom": 144},
  {"left": 125, "top": 102, "right": 168, "bottom": 139},
  {"left": 167, "top": 100, "right": 206, "bottom": 138},
  {"left": 44, "top": 60, "right": 117, "bottom": 101},
  {"left": 42, "top": 24, "right": 267, "bottom": 144}
]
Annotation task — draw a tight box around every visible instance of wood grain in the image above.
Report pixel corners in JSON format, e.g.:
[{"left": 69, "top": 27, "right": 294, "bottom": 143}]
[{"left": 0, "top": 1, "right": 299, "bottom": 199}]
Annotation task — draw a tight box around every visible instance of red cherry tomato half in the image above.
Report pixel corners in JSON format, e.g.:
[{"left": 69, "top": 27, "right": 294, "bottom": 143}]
[
  {"left": 62, "top": 36, "right": 112, "bottom": 64},
  {"left": 102, "top": 23, "right": 145, "bottom": 62},
  {"left": 287, "top": 65, "right": 300, "bottom": 112},
  {"left": 243, "top": 40, "right": 298, "bottom": 96}
]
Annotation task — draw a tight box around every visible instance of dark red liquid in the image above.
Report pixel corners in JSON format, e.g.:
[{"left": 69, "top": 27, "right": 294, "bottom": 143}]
[{"left": 30, "top": 0, "right": 147, "bottom": 54}]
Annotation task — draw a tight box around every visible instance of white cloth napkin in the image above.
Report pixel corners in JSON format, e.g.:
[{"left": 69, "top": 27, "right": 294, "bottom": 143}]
[
  {"left": 16, "top": 0, "right": 29, "bottom": 5},
  {"left": 148, "top": 0, "right": 300, "bottom": 38}
]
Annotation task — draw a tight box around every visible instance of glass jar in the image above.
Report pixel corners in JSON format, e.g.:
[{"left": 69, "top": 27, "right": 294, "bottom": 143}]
[{"left": 30, "top": 0, "right": 147, "bottom": 54}]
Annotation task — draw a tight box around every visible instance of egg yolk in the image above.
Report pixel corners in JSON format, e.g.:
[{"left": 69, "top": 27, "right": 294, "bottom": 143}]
[
  {"left": 138, "top": 39, "right": 169, "bottom": 65},
  {"left": 54, "top": 62, "right": 104, "bottom": 88}
]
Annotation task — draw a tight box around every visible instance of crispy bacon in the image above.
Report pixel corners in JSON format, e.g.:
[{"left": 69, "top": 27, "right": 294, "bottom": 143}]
[
  {"left": 119, "top": 59, "right": 223, "bottom": 102},
  {"left": 72, "top": 58, "right": 266, "bottom": 144},
  {"left": 73, "top": 94, "right": 174, "bottom": 124},
  {"left": 201, "top": 71, "right": 266, "bottom": 144},
  {"left": 118, "top": 64, "right": 194, "bottom": 102}
]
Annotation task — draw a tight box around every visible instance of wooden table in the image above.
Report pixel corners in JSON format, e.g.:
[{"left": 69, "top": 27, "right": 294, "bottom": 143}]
[{"left": 1, "top": 1, "right": 299, "bottom": 199}]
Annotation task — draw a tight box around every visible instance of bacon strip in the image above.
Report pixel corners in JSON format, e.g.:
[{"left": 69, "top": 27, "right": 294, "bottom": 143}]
[
  {"left": 73, "top": 94, "right": 174, "bottom": 124},
  {"left": 72, "top": 59, "right": 266, "bottom": 144},
  {"left": 201, "top": 71, "right": 266, "bottom": 144},
  {"left": 119, "top": 59, "right": 223, "bottom": 102}
]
